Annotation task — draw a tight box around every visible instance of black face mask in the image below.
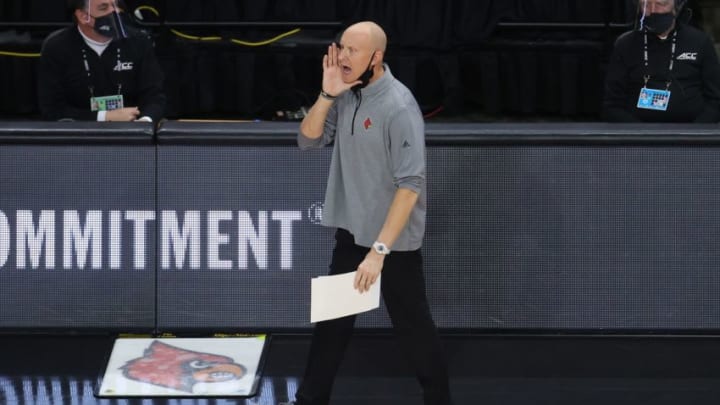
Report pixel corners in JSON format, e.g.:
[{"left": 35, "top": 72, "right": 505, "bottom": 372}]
[
  {"left": 352, "top": 52, "right": 376, "bottom": 93},
  {"left": 92, "top": 11, "right": 128, "bottom": 40},
  {"left": 643, "top": 12, "right": 676, "bottom": 35}
]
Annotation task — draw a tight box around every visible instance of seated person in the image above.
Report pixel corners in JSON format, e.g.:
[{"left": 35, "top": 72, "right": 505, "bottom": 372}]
[
  {"left": 38, "top": 0, "right": 166, "bottom": 122},
  {"left": 603, "top": 0, "right": 720, "bottom": 122}
]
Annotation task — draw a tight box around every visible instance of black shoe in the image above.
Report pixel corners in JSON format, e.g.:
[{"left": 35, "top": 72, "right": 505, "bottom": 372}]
[{"left": 278, "top": 402, "right": 295, "bottom": 405}]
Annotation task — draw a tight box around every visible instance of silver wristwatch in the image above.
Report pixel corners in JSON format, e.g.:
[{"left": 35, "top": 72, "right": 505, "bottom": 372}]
[{"left": 372, "top": 241, "right": 391, "bottom": 255}]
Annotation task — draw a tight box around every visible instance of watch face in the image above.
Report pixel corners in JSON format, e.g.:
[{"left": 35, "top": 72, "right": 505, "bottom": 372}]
[{"left": 373, "top": 242, "right": 390, "bottom": 254}]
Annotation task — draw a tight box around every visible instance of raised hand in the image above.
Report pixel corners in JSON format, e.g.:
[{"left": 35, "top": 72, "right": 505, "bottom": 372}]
[{"left": 322, "top": 43, "right": 361, "bottom": 97}]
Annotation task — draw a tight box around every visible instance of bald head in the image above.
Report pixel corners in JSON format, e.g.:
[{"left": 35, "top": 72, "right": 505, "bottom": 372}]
[
  {"left": 343, "top": 21, "right": 387, "bottom": 53},
  {"left": 337, "top": 21, "right": 387, "bottom": 86}
]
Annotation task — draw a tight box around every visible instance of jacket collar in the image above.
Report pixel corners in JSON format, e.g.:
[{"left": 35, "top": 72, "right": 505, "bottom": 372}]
[{"left": 354, "top": 63, "right": 392, "bottom": 98}]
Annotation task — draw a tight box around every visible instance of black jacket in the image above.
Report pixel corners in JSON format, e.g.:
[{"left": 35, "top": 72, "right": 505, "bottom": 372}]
[
  {"left": 38, "top": 26, "right": 166, "bottom": 122},
  {"left": 603, "top": 23, "right": 720, "bottom": 123}
]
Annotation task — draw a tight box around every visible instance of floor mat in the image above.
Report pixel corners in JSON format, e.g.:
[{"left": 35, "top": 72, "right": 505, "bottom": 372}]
[{"left": 97, "top": 335, "right": 268, "bottom": 398}]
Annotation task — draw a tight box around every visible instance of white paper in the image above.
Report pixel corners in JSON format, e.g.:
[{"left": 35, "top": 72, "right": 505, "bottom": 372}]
[{"left": 311, "top": 271, "right": 381, "bottom": 323}]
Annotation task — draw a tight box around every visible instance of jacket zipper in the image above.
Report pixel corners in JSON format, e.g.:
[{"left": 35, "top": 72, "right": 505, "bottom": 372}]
[{"left": 351, "top": 89, "right": 362, "bottom": 135}]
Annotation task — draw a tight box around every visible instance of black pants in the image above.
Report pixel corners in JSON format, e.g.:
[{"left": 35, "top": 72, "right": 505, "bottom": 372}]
[{"left": 294, "top": 229, "right": 452, "bottom": 405}]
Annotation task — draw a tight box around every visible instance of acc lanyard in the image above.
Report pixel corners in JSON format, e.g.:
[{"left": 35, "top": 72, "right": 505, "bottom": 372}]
[
  {"left": 81, "top": 47, "right": 123, "bottom": 98},
  {"left": 642, "top": 30, "right": 677, "bottom": 90}
]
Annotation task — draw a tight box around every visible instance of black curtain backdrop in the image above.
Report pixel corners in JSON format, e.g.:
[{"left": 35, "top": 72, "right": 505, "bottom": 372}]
[{"left": 0, "top": 0, "right": 653, "bottom": 120}]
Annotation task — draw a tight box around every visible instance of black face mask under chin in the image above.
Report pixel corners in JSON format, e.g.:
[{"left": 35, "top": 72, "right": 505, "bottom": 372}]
[
  {"left": 643, "top": 12, "right": 676, "bottom": 35},
  {"left": 352, "top": 53, "right": 375, "bottom": 93},
  {"left": 92, "top": 11, "right": 128, "bottom": 40}
]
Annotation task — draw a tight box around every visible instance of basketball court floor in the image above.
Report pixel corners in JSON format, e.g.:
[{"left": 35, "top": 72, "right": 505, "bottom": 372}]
[{"left": 2, "top": 333, "right": 720, "bottom": 404}]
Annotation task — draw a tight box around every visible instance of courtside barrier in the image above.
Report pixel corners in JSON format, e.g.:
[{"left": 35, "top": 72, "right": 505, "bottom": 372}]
[{"left": 2, "top": 121, "right": 720, "bottom": 333}]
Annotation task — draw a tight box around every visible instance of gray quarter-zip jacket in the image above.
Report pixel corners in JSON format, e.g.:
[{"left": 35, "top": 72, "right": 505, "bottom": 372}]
[{"left": 298, "top": 64, "right": 427, "bottom": 251}]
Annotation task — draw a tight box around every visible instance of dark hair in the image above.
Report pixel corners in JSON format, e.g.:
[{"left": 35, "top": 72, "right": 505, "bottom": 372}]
[
  {"left": 67, "top": 0, "right": 87, "bottom": 11},
  {"left": 634, "top": 0, "right": 689, "bottom": 13},
  {"left": 67, "top": 0, "right": 127, "bottom": 12}
]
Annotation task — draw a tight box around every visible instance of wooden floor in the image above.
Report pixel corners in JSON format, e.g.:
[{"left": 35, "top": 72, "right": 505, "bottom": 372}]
[{"left": 1, "top": 333, "right": 720, "bottom": 404}]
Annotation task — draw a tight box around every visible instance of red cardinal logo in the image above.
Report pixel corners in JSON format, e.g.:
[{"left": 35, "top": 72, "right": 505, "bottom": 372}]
[
  {"left": 122, "top": 341, "right": 247, "bottom": 393},
  {"left": 364, "top": 117, "right": 373, "bottom": 130}
]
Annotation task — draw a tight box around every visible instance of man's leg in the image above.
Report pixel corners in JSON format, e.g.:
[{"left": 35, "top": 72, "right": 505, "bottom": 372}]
[
  {"left": 381, "top": 250, "right": 453, "bottom": 405},
  {"left": 294, "top": 313, "right": 357, "bottom": 405},
  {"left": 293, "top": 229, "right": 366, "bottom": 405}
]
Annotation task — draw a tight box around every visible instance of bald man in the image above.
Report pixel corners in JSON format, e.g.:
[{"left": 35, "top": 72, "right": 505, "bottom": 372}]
[{"left": 282, "top": 22, "right": 453, "bottom": 405}]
